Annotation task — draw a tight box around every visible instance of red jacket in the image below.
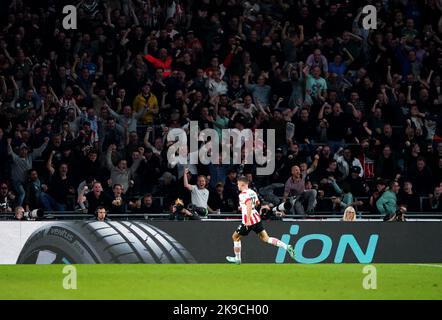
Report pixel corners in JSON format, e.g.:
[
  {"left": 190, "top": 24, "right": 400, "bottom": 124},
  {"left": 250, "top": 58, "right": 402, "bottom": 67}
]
[{"left": 144, "top": 54, "right": 173, "bottom": 77}]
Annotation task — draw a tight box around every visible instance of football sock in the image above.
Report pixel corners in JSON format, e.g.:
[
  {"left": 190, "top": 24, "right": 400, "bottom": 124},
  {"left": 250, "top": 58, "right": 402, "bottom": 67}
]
[
  {"left": 233, "top": 241, "right": 241, "bottom": 261},
  {"left": 267, "top": 237, "right": 288, "bottom": 250}
]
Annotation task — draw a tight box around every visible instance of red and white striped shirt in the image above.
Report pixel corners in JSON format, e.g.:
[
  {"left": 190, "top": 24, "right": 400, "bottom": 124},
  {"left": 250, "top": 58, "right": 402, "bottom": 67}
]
[{"left": 239, "top": 189, "right": 261, "bottom": 225}]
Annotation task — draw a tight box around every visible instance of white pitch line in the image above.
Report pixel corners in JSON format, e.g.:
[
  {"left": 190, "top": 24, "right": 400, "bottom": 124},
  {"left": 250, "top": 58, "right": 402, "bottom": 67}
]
[{"left": 409, "top": 264, "right": 442, "bottom": 268}]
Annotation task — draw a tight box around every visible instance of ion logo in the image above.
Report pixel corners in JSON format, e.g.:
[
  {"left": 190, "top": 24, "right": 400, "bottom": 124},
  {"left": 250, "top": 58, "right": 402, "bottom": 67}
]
[
  {"left": 362, "top": 5, "right": 377, "bottom": 30},
  {"left": 276, "top": 225, "right": 379, "bottom": 264}
]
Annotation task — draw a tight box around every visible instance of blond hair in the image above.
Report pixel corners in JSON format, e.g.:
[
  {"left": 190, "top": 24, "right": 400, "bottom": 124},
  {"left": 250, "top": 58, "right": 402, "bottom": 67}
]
[{"left": 343, "top": 206, "right": 357, "bottom": 221}]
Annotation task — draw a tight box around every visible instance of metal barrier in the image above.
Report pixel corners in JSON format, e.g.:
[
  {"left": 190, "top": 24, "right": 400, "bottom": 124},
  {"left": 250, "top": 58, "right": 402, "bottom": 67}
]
[{"left": 2, "top": 211, "right": 441, "bottom": 221}]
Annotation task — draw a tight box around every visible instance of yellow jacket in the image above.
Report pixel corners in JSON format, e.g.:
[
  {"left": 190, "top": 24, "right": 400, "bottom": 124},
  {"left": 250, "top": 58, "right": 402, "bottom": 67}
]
[{"left": 132, "top": 93, "right": 159, "bottom": 125}]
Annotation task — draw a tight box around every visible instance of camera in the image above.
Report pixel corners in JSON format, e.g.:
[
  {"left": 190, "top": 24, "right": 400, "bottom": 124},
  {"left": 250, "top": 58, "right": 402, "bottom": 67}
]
[
  {"left": 275, "top": 198, "right": 295, "bottom": 214},
  {"left": 386, "top": 206, "right": 407, "bottom": 222},
  {"left": 260, "top": 207, "right": 270, "bottom": 219},
  {"left": 173, "top": 198, "right": 185, "bottom": 213},
  {"left": 171, "top": 199, "right": 204, "bottom": 220},
  {"left": 16, "top": 208, "right": 45, "bottom": 221},
  {"left": 394, "top": 206, "right": 407, "bottom": 221},
  {"left": 24, "top": 209, "right": 45, "bottom": 220}
]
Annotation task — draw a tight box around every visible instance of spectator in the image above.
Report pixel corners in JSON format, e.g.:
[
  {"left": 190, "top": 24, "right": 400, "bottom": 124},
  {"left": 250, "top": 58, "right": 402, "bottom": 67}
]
[
  {"left": 0, "top": 1, "right": 440, "bottom": 219},
  {"left": 41, "top": 160, "right": 75, "bottom": 212},
  {"left": 208, "top": 182, "right": 234, "bottom": 213},
  {"left": 0, "top": 182, "right": 15, "bottom": 213},
  {"left": 7, "top": 137, "right": 49, "bottom": 206},
  {"left": 23, "top": 169, "right": 43, "bottom": 211},
  {"left": 305, "top": 66, "right": 327, "bottom": 105},
  {"left": 129, "top": 194, "right": 162, "bottom": 214},
  {"left": 375, "top": 145, "right": 401, "bottom": 181},
  {"left": 329, "top": 177, "right": 363, "bottom": 213},
  {"left": 132, "top": 84, "right": 159, "bottom": 126},
  {"left": 398, "top": 181, "right": 421, "bottom": 212},
  {"left": 283, "top": 165, "right": 317, "bottom": 215},
  {"left": 108, "top": 184, "right": 126, "bottom": 215},
  {"left": 136, "top": 147, "right": 162, "bottom": 194},
  {"left": 223, "top": 168, "right": 239, "bottom": 210},
  {"left": 144, "top": 48, "right": 173, "bottom": 77},
  {"left": 183, "top": 168, "right": 212, "bottom": 215},
  {"left": 344, "top": 166, "right": 368, "bottom": 198},
  {"left": 342, "top": 206, "right": 357, "bottom": 221},
  {"left": 79, "top": 182, "right": 111, "bottom": 216},
  {"left": 429, "top": 185, "right": 442, "bottom": 212},
  {"left": 376, "top": 181, "right": 400, "bottom": 220},
  {"left": 105, "top": 144, "right": 143, "bottom": 193},
  {"left": 106, "top": 104, "right": 147, "bottom": 133},
  {"left": 306, "top": 49, "right": 329, "bottom": 75},
  {"left": 244, "top": 71, "right": 271, "bottom": 106},
  {"left": 406, "top": 157, "right": 434, "bottom": 197}
]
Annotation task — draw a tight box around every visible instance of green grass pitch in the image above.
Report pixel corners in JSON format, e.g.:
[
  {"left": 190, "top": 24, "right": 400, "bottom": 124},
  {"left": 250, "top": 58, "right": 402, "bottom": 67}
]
[{"left": 0, "top": 264, "right": 441, "bottom": 300}]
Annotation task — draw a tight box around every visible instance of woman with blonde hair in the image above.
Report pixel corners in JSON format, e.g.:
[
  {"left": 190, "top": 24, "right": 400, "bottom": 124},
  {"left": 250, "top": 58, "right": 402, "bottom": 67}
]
[{"left": 342, "top": 206, "right": 357, "bottom": 221}]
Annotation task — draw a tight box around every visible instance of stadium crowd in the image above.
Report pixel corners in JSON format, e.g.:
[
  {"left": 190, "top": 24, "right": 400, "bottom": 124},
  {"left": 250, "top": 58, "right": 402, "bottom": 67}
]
[{"left": 1, "top": 0, "right": 442, "bottom": 220}]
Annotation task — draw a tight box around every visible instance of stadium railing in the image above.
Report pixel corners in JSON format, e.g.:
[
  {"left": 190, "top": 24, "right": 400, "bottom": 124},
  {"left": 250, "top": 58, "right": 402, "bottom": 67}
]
[{"left": 1, "top": 211, "right": 441, "bottom": 221}]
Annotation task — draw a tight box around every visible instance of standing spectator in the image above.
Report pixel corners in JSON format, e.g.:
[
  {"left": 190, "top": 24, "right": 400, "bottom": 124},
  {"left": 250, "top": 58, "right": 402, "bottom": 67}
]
[
  {"left": 407, "top": 157, "right": 434, "bottom": 197},
  {"left": 244, "top": 70, "right": 271, "bottom": 106},
  {"left": 376, "top": 181, "right": 400, "bottom": 220},
  {"left": 23, "top": 169, "right": 43, "bottom": 211},
  {"left": 136, "top": 147, "right": 162, "bottom": 194},
  {"left": 105, "top": 144, "right": 143, "bottom": 193},
  {"left": 223, "top": 168, "right": 239, "bottom": 210},
  {"left": 398, "top": 181, "right": 421, "bottom": 212},
  {"left": 144, "top": 48, "right": 173, "bottom": 77},
  {"left": 132, "top": 84, "right": 159, "bottom": 126},
  {"left": 334, "top": 147, "right": 364, "bottom": 179},
  {"left": 306, "top": 49, "right": 329, "bottom": 76},
  {"left": 41, "top": 160, "right": 75, "bottom": 212},
  {"left": 7, "top": 137, "right": 49, "bottom": 206},
  {"left": 375, "top": 145, "right": 401, "bottom": 181},
  {"left": 108, "top": 184, "right": 126, "bottom": 215},
  {"left": 79, "top": 182, "right": 111, "bottom": 216}
]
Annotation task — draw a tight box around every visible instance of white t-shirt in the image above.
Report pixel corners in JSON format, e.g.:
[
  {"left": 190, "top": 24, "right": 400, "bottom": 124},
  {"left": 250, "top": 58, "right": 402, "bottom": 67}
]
[{"left": 191, "top": 185, "right": 209, "bottom": 208}]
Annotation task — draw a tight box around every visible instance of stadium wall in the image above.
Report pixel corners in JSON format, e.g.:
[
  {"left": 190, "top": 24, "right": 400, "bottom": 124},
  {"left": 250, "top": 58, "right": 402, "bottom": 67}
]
[{"left": 0, "top": 221, "right": 441, "bottom": 264}]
